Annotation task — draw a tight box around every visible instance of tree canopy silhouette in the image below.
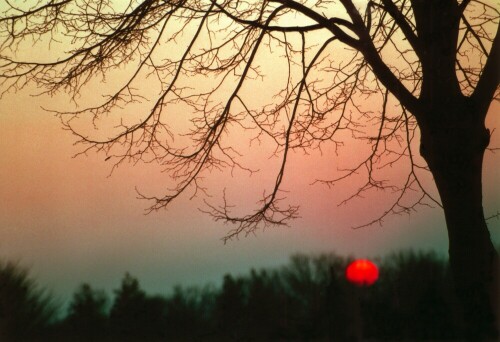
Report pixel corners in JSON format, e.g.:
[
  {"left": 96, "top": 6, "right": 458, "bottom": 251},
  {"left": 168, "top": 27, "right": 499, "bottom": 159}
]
[
  {"left": 64, "top": 283, "right": 108, "bottom": 339},
  {"left": 109, "top": 273, "right": 167, "bottom": 338},
  {"left": 0, "top": 261, "right": 57, "bottom": 340},
  {"left": 0, "top": 0, "right": 498, "bottom": 337}
]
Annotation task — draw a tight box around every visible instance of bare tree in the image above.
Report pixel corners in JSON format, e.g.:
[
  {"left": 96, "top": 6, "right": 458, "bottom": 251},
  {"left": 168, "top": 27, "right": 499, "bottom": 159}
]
[{"left": 0, "top": 0, "right": 498, "bottom": 337}]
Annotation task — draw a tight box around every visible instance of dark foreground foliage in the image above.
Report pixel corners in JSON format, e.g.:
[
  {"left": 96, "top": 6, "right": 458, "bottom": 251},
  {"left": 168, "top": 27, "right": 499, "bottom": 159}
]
[
  {"left": 1, "top": 250, "right": 468, "bottom": 340},
  {"left": 0, "top": 261, "right": 57, "bottom": 341}
]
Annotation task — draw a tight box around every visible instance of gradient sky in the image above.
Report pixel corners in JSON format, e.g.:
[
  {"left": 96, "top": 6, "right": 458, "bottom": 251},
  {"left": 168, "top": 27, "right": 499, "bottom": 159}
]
[
  {"left": 0, "top": 4, "right": 499, "bottom": 308},
  {"left": 1, "top": 85, "right": 498, "bottom": 306}
]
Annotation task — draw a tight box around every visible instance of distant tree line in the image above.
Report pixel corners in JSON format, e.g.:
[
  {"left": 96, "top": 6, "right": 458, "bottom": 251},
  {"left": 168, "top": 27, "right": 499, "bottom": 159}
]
[{"left": 1, "top": 250, "right": 468, "bottom": 340}]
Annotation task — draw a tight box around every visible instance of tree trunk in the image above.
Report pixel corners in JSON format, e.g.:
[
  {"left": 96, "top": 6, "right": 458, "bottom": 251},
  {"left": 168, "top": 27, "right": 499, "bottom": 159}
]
[{"left": 419, "top": 97, "right": 499, "bottom": 339}]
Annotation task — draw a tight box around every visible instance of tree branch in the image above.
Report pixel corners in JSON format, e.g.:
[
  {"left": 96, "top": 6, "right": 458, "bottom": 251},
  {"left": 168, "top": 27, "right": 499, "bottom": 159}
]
[
  {"left": 379, "top": 0, "right": 421, "bottom": 57},
  {"left": 472, "top": 17, "right": 500, "bottom": 114}
]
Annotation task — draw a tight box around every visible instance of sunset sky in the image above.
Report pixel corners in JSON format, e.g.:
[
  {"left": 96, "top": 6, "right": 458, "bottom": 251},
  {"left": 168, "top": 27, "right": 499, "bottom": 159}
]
[
  {"left": 0, "top": 1, "right": 499, "bottom": 308},
  {"left": 1, "top": 85, "right": 498, "bottom": 305}
]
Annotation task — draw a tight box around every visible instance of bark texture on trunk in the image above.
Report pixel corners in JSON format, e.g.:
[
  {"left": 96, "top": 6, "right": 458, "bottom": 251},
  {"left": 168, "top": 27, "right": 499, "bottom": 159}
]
[{"left": 418, "top": 96, "right": 499, "bottom": 339}]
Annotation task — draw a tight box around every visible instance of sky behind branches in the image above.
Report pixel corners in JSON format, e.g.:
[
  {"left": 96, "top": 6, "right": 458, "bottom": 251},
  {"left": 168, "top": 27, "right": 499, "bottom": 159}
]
[
  {"left": 0, "top": 0, "right": 499, "bottom": 307},
  {"left": 0, "top": 84, "right": 498, "bottom": 304}
]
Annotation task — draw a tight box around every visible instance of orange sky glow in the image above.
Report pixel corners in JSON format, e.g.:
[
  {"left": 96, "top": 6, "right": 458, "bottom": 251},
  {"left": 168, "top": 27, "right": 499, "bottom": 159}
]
[
  {"left": 1, "top": 84, "right": 498, "bottom": 303},
  {"left": 0, "top": 0, "right": 499, "bottom": 304}
]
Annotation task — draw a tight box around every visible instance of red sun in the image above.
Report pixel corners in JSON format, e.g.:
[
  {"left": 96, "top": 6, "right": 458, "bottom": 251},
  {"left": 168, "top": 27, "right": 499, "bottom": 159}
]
[{"left": 346, "top": 259, "right": 379, "bottom": 286}]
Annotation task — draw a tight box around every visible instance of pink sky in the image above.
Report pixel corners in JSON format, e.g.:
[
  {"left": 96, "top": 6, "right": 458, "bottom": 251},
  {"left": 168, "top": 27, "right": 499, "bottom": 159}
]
[{"left": 0, "top": 74, "right": 499, "bottom": 306}]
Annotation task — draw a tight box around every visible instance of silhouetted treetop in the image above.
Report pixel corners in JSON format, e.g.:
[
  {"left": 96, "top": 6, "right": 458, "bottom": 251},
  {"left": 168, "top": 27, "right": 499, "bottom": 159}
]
[
  {"left": 65, "top": 283, "right": 108, "bottom": 339},
  {"left": 0, "top": 251, "right": 474, "bottom": 340},
  {"left": 0, "top": 261, "right": 57, "bottom": 340}
]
